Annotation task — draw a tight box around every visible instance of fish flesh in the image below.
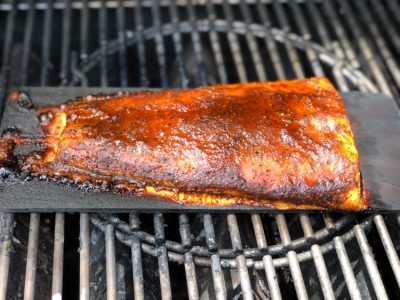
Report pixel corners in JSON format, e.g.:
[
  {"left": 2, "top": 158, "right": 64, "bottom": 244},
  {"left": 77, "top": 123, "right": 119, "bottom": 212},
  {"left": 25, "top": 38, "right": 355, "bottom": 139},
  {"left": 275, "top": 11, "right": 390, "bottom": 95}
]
[{"left": 0, "top": 78, "right": 367, "bottom": 210}]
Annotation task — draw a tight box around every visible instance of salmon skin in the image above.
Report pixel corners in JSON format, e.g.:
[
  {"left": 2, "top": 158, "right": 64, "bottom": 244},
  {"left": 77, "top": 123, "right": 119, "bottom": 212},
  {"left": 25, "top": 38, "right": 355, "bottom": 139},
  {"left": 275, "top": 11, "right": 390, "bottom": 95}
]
[{"left": 0, "top": 78, "right": 367, "bottom": 210}]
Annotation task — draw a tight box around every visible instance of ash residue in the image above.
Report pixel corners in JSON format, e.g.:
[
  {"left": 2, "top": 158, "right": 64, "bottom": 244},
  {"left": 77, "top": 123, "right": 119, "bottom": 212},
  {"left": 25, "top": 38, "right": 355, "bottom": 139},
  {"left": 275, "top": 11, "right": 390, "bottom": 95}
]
[
  {"left": 0, "top": 167, "right": 20, "bottom": 183},
  {"left": 0, "top": 166, "right": 33, "bottom": 184}
]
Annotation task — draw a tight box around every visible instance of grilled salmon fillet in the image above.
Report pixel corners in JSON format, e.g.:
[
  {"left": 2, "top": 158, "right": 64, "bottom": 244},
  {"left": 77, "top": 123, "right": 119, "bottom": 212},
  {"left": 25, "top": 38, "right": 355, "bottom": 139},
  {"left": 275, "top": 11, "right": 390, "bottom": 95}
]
[{"left": 0, "top": 78, "right": 367, "bottom": 210}]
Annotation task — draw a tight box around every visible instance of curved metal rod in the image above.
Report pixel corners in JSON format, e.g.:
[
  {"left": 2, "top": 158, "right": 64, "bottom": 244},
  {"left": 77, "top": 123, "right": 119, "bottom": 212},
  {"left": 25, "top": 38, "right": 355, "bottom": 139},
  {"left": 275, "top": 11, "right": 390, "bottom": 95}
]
[
  {"left": 92, "top": 213, "right": 358, "bottom": 259},
  {"left": 71, "top": 19, "right": 377, "bottom": 93},
  {"left": 92, "top": 214, "right": 373, "bottom": 269}
]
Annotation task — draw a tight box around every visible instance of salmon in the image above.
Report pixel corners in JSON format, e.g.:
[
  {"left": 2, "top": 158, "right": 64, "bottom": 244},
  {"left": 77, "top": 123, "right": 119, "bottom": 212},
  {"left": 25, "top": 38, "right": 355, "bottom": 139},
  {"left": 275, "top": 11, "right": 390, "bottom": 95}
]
[{"left": 0, "top": 78, "right": 367, "bottom": 210}]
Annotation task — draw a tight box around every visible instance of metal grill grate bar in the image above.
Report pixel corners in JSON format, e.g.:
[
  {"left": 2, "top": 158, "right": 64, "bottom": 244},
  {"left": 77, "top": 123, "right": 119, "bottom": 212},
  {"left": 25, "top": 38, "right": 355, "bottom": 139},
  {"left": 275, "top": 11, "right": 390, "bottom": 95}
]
[
  {"left": 373, "top": 1, "right": 400, "bottom": 53},
  {"left": 79, "top": 213, "right": 90, "bottom": 300},
  {"left": 222, "top": 0, "right": 248, "bottom": 82},
  {"left": 0, "top": 0, "right": 17, "bottom": 114},
  {"left": 169, "top": 0, "right": 189, "bottom": 88},
  {"left": 339, "top": 0, "right": 392, "bottom": 97},
  {"left": 288, "top": 0, "right": 324, "bottom": 77},
  {"left": 272, "top": 0, "right": 304, "bottom": 78},
  {"left": 99, "top": 0, "right": 109, "bottom": 87},
  {"left": 60, "top": 0, "right": 72, "bottom": 86},
  {"left": 105, "top": 223, "right": 117, "bottom": 300},
  {"left": 40, "top": 0, "right": 53, "bottom": 86},
  {"left": 323, "top": 216, "right": 362, "bottom": 300},
  {"left": 239, "top": 1, "right": 268, "bottom": 81},
  {"left": 1, "top": 0, "right": 16, "bottom": 71},
  {"left": 251, "top": 214, "right": 282, "bottom": 300},
  {"left": 385, "top": 0, "right": 400, "bottom": 25},
  {"left": 154, "top": 213, "right": 172, "bottom": 300},
  {"left": 203, "top": 214, "right": 227, "bottom": 299},
  {"left": 178, "top": 214, "right": 199, "bottom": 300},
  {"left": 117, "top": 0, "right": 128, "bottom": 87},
  {"left": 52, "top": 213, "right": 65, "bottom": 300},
  {"left": 20, "top": 0, "right": 35, "bottom": 86},
  {"left": 275, "top": 214, "right": 309, "bottom": 300},
  {"left": 205, "top": 0, "right": 228, "bottom": 83},
  {"left": 354, "top": 0, "right": 400, "bottom": 90},
  {"left": 71, "top": 39, "right": 88, "bottom": 86},
  {"left": 129, "top": 213, "right": 144, "bottom": 300},
  {"left": 374, "top": 215, "right": 400, "bottom": 288},
  {"left": 0, "top": 214, "right": 14, "bottom": 300},
  {"left": 299, "top": 214, "right": 335, "bottom": 300},
  {"left": 151, "top": 0, "right": 168, "bottom": 87},
  {"left": 80, "top": 0, "right": 89, "bottom": 62},
  {"left": 354, "top": 224, "right": 389, "bottom": 299},
  {"left": 23, "top": 213, "right": 40, "bottom": 300},
  {"left": 321, "top": 0, "right": 358, "bottom": 68},
  {"left": 255, "top": 0, "right": 286, "bottom": 80},
  {"left": 304, "top": 0, "right": 331, "bottom": 50},
  {"left": 133, "top": 0, "right": 149, "bottom": 87},
  {"left": 0, "top": 0, "right": 331, "bottom": 11},
  {"left": 302, "top": 1, "right": 351, "bottom": 91},
  {"left": 331, "top": 49, "right": 350, "bottom": 92},
  {"left": 227, "top": 214, "right": 254, "bottom": 300},
  {"left": 333, "top": 236, "right": 362, "bottom": 300},
  {"left": 187, "top": 0, "right": 208, "bottom": 85}
]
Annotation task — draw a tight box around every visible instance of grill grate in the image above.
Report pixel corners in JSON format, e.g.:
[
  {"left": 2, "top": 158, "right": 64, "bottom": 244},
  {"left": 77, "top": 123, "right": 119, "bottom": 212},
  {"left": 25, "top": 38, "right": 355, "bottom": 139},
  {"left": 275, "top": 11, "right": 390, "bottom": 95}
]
[{"left": 0, "top": 0, "right": 400, "bottom": 299}]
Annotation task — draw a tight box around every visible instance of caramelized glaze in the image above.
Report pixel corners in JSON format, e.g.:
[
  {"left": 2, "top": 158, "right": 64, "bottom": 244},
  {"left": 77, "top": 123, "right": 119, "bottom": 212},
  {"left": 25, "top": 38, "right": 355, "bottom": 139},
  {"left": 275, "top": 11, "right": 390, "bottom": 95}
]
[{"left": 0, "top": 78, "right": 367, "bottom": 210}]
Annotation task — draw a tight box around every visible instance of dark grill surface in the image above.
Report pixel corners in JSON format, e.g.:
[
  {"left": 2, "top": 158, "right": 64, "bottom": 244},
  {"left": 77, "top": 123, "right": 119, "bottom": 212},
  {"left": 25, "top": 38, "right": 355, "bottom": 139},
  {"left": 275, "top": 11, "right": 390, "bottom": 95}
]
[{"left": 0, "top": 0, "right": 400, "bottom": 299}]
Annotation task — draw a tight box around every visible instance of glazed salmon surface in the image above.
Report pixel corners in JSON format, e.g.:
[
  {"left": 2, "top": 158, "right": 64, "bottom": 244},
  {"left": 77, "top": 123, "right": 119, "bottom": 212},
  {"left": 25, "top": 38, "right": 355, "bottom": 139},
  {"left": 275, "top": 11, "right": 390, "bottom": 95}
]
[{"left": 0, "top": 77, "right": 366, "bottom": 210}]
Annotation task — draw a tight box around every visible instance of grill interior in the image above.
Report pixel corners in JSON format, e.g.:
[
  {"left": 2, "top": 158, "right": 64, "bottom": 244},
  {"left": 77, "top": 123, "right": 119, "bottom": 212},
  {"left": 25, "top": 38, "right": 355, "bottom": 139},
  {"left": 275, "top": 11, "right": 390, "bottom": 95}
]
[{"left": 0, "top": 0, "right": 400, "bottom": 299}]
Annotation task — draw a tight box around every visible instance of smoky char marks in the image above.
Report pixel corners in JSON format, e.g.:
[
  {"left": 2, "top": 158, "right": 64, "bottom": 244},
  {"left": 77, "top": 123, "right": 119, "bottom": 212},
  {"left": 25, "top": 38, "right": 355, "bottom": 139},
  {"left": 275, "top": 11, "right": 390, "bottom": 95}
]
[
  {"left": 0, "top": 78, "right": 364, "bottom": 209},
  {"left": 46, "top": 77, "right": 363, "bottom": 209}
]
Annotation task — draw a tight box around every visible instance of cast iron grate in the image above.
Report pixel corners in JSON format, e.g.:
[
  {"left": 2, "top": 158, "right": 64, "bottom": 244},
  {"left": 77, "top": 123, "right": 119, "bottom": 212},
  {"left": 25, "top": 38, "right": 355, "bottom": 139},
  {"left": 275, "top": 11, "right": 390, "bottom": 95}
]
[{"left": 0, "top": 0, "right": 399, "bottom": 299}]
